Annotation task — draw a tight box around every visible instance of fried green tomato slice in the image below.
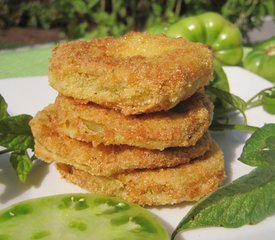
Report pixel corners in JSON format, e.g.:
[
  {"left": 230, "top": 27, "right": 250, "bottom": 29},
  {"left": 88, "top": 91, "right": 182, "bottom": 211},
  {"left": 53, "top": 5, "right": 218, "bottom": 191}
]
[
  {"left": 0, "top": 194, "right": 170, "bottom": 240},
  {"left": 51, "top": 91, "right": 213, "bottom": 150},
  {"left": 49, "top": 32, "right": 213, "bottom": 115}
]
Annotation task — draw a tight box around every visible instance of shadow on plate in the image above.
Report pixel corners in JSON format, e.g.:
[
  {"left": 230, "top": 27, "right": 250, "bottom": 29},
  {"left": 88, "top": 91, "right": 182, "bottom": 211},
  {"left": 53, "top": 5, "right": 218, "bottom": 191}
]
[
  {"left": 211, "top": 130, "right": 251, "bottom": 183},
  {"left": 150, "top": 209, "right": 185, "bottom": 240},
  {"left": 150, "top": 201, "right": 195, "bottom": 240},
  {"left": 0, "top": 154, "right": 49, "bottom": 203}
]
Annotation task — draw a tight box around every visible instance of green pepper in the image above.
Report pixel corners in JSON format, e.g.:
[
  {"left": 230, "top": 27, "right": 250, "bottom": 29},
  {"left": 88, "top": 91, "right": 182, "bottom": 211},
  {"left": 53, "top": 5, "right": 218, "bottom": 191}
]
[
  {"left": 165, "top": 12, "right": 243, "bottom": 66},
  {"left": 243, "top": 36, "right": 275, "bottom": 83}
]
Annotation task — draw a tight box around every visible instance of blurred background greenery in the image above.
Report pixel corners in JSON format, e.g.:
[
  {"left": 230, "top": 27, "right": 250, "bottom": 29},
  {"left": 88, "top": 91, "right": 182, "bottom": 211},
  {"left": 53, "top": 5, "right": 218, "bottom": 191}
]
[{"left": 0, "top": 0, "right": 274, "bottom": 47}]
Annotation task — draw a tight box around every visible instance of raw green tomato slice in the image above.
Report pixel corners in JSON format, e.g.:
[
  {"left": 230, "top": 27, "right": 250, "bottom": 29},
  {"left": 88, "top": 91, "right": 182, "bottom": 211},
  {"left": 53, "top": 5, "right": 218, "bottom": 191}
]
[{"left": 0, "top": 194, "right": 170, "bottom": 240}]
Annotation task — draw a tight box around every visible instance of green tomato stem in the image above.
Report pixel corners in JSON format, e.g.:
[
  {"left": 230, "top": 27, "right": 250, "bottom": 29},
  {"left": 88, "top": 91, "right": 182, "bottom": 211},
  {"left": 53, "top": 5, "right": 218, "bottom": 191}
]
[
  {"left": 246, "top": 87, "right": 275, "bottom": 107},
  {"left": 210, "top": 123, "right": 258, "bottom": 132},
  {"left": 247, "top": 99, "right": 262, "bottom": 107}
]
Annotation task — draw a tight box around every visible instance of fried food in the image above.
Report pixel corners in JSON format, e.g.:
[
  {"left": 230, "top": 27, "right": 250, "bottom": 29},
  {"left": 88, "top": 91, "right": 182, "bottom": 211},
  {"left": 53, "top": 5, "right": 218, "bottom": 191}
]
[
  {"left": 49, "top": 32, "right": 213, "bottom": 115},
  {"left": 56, "top": 139, "right": 225, "bottom": 206},
  {"left": 52, "top": 91, "right": 213, "bottom": 150},
  {"left": 30, "top": 106, "right": 212, "bottom": 176}
]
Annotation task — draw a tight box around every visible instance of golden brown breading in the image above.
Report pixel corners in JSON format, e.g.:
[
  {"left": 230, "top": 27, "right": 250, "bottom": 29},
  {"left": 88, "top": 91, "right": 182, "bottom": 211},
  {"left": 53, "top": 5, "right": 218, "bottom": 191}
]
[
  {"left": 52, "top": 91, "right": 213, "bottom": 150},
  {"left": 56, "top": 139, "right": 225, "bottom": 206},
  {"left": 30, "top": 106, "right": 212, "bottom": 176},
  {"left": 49, "top": 32, "right": 213, "bottom": 115}
]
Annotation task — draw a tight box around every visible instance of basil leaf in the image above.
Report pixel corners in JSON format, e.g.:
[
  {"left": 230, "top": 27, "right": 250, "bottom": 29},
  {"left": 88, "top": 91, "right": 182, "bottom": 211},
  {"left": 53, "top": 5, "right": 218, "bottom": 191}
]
[
  {"left": 10, "top": 151, "right": 33, "bottom": 183},
  {"left": 239, "top": 123, "right": 275, "bottom": 167},
  {"left": 0, "top": 94, "right": 10, "bottom": 119},
  {"left": 0, "top": 114, "right": 34, "bottom": 151},
  {"left": 172, "top": 167, "right": 275, "bottom": 239}
]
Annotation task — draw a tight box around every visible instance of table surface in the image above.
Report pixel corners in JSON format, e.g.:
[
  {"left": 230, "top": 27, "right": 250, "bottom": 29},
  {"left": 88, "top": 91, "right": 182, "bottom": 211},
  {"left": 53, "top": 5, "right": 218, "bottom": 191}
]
[{"left": 0, "top": 44, "right": 53, "bottom": 79}]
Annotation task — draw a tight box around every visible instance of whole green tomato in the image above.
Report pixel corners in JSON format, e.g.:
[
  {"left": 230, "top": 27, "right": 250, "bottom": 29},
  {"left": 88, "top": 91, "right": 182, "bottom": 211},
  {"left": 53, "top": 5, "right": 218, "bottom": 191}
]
[
  {"left": 165, "top": 12, "right": 243, "bottom": 66},
  {"left": 243, "top": 36, "right": 275, "bottom": 83},
  {"left": 146, "top": 22, "right": 169, "bottom": 35},
  {"left": 262, "top": 89, "right": 275, "bottom": 113}
]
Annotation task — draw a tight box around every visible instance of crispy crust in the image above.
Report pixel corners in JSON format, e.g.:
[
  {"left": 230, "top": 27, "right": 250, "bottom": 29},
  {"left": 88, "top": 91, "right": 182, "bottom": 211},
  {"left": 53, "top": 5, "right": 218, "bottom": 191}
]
[
  {"left": 56, "top": 140, "right": 225, "bottom": 206},
  {"left": 52, "top": 91, "right": 213, "bottom": 150},
  {"left": 49, "top": 32, "right": 213, "bottom": 115},
  {"left": 30, "top": 105, "right": 212, "bottom": 176}
]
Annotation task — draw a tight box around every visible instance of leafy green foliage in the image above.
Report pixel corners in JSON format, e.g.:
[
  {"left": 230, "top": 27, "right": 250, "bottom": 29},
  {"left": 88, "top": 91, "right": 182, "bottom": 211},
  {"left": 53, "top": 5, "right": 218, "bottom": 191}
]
[
  {"left": 207, "top": 72, "right": 274, "bottom": 131},
  {"left": 0, "top": 114, "right": 34, "bottom": 151},
  {"left": 239, "top": 124, "right": 275, "bottom": 167},
  {"left": 0, "top": 95, "right": 10, "bottom": 119},
  {"left": 172, "top": 123, "right": 275, "bottom": 239},
  {"left": 211, "top": 61, "right": 230, "bottom": 92},
  {"left": 222, "top": 0, "right": 275, "bottom": 43},
  {"left": 10, "top": 150, "right": 33, "bottom": 182},
  {"left": 0, "top": 0, "right": 273, "bottom": 41},
  {"left": 207, "top": 86, "right": 247, "bottom": 117},
  {"left": 145, "top": 0, "right": 180, "bottom": 31},
  {"left": 247, "top": 87, "right": 275, "bottom": 114},
  {"left": 172, "top": 166, "right": 275, "bottom": 238},
  {"left": 206, "top": 84, "right": 251, "bottom": 130},
  {"left": 0, "top": 94, "right": 36, "bottom": 182}
]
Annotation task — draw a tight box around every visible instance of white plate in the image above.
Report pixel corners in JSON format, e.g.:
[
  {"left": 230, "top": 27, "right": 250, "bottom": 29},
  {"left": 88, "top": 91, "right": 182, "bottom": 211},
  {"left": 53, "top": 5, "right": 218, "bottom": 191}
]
[{"left": 0, "top": 67, "right": 275, "bottom": 239}]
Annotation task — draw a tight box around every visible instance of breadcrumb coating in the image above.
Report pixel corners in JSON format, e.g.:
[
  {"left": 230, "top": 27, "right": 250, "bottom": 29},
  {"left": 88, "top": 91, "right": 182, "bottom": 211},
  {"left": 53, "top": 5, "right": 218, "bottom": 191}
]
[
  {"left": 52, "top": 91, "right": 213, "bottom": 150},
  {"left": 49, "top": 32, "right": 213, "bottom": 115},
  {"left": 30, "top": 105, "right": 212, "bottom": 176},
  {"left": 56, "top": 139, "right": 225, "bottom": 206}
]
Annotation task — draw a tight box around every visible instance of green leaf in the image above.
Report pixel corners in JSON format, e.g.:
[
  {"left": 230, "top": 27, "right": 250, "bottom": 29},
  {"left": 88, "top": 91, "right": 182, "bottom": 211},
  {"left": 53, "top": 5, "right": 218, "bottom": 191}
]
[
  {"left": 0, "top": 114, "right": 34, "bottom": 151},
  {"left": 172, "top": 167, "right": 275, "bottom": 239},
  {"left": 0, "top": 94, "right": 10, "bottom": 119},
  {"left": 210, "top": 60, "right": 230, "bottom": 92},
  {"left": 10, "top": 151, "right": 33, "bottom": 182},
  {"left": 0, "top": 114, "right": 32, "bottom": 134},
  {"left": 72, "top": 0, "right": 88, "bottom": 14},
  {"left": 206, "top": 86, "right": 247, "bottom": 113},
  {"left": 239, "top": 123, "right": 275, "bottom": 167},
  {"left": 247, "top": 87, "right": 275, "bottom": 114},
  {"left": 206, "top": 85, "right": 248, "bottom": 125}
]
